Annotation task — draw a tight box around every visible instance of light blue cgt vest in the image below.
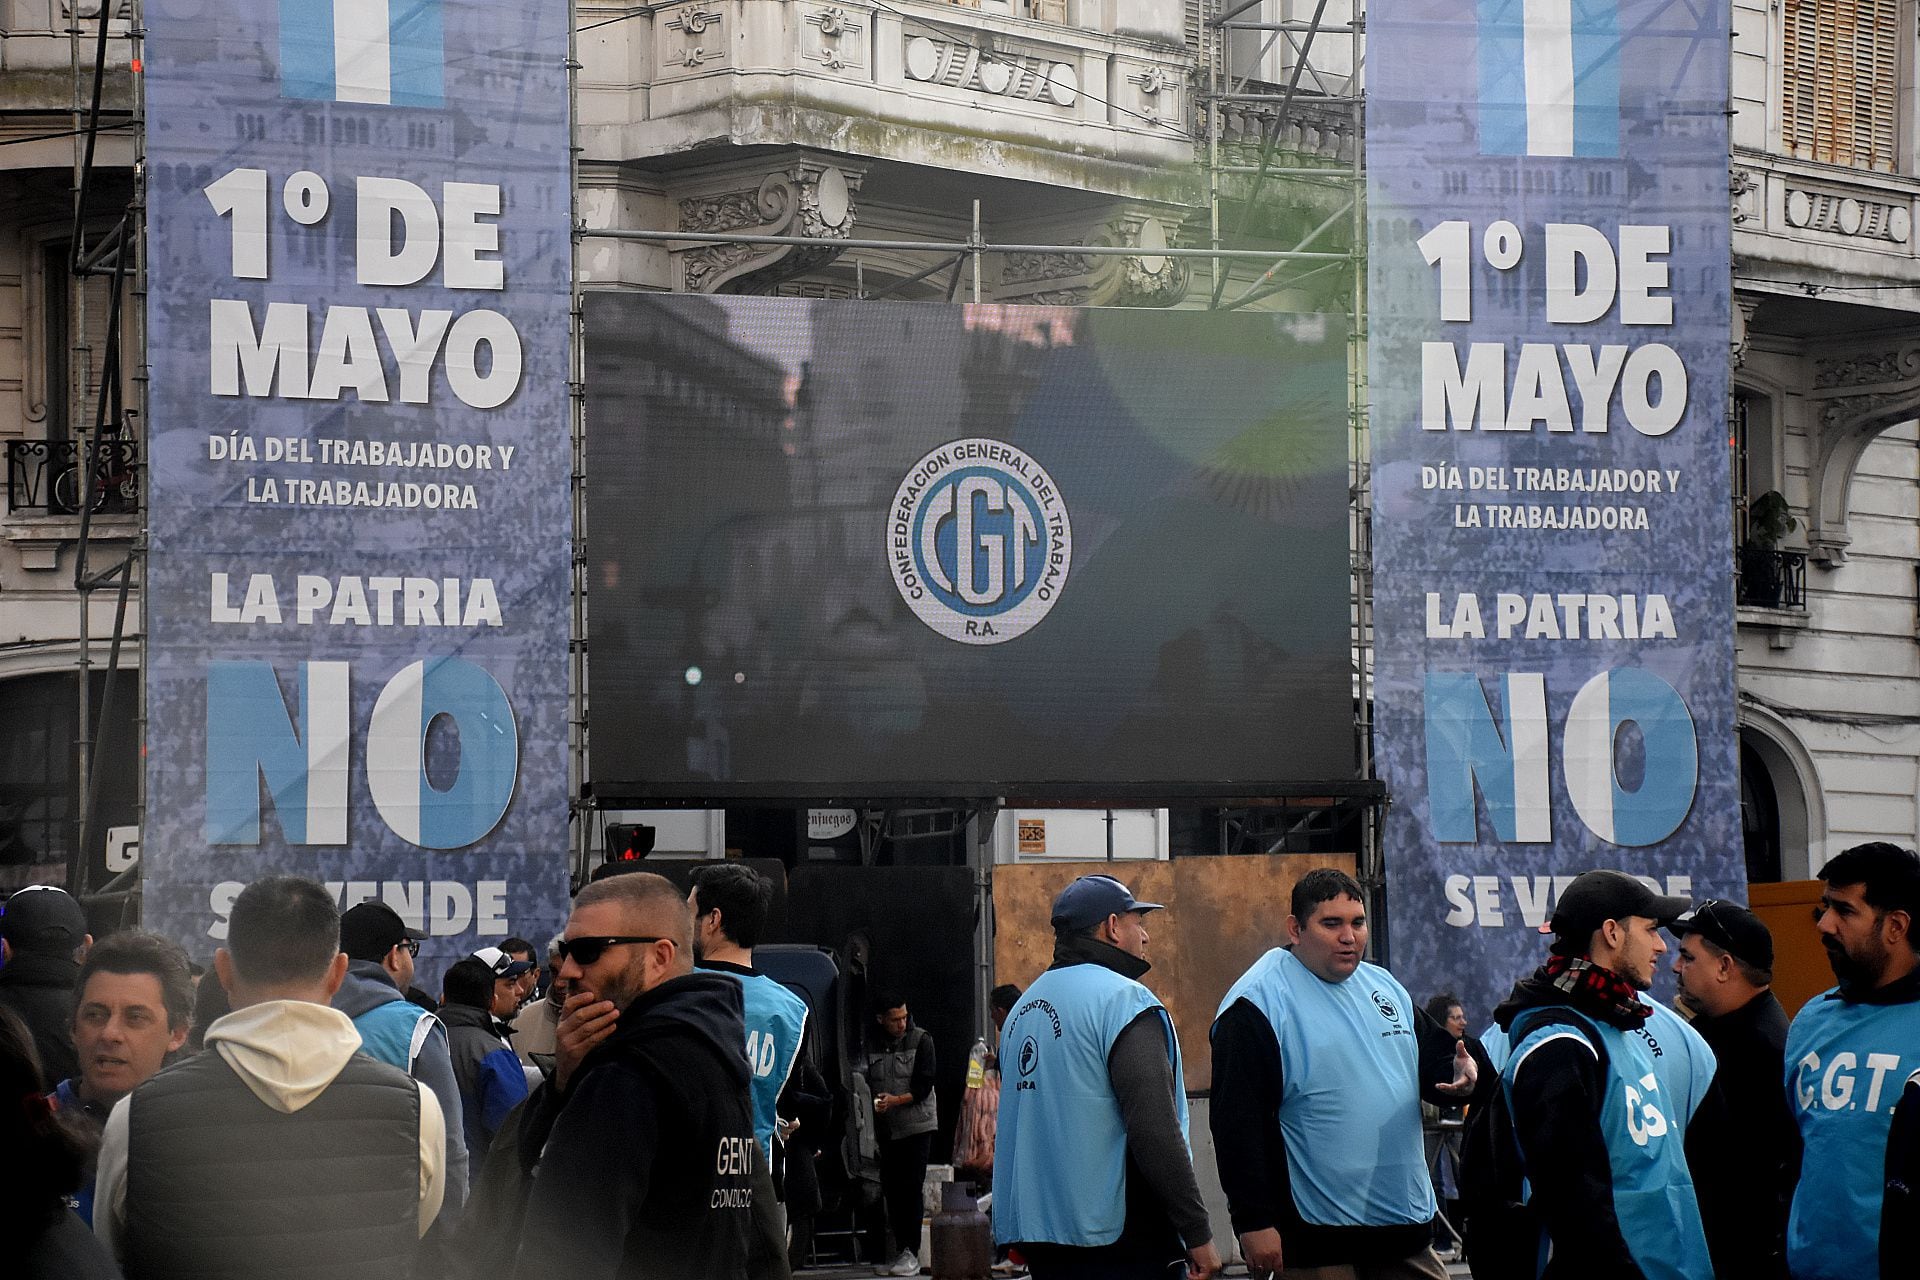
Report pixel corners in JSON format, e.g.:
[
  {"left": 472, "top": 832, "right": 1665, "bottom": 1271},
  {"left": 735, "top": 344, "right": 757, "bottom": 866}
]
[
  {"left": 707, "top": 967, "right": 809, "bottom": 1163},
  {"left": 1214, "top": 948, "right": 1435, "bottom": 1228},
  {"left": 1783, "top": 989, "right": 1920, "bottom": 1280},
  {"left": 992, "top": 962, "right": 1186, "bottom": 1247},
  {"left": 1504, "top": 999, "right": 1716, "bottom": 1280},
  {"left": 351, "top": 997, "right": 437, "bottom": 1071}
]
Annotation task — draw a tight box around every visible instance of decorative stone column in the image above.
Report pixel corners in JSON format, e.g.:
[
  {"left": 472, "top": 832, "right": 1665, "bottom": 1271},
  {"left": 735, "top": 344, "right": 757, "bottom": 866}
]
[{"left": 667, "top": 152, "right": 867, "bottom": 294}]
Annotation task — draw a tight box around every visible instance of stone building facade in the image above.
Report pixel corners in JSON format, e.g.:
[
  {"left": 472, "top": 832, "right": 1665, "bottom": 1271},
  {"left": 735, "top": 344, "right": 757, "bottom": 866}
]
[{"left": 0, "top": 0, "right": 1913, "bottom": 892}]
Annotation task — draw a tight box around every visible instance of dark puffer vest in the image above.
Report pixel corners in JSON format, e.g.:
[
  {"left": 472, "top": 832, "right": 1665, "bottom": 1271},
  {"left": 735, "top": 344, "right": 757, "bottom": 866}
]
[{"left": 124, "top": 1049, "right": 420, "bottom": 1280}]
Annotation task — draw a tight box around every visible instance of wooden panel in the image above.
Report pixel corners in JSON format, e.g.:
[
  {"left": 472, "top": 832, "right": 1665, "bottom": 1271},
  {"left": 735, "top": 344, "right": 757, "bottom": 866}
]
[
  {"left": 993, "top": 853, "right": 1358, "bottom": 1091},
  {"left": 1750, "top": 879, "right": 1834, "bottom": 1018}
]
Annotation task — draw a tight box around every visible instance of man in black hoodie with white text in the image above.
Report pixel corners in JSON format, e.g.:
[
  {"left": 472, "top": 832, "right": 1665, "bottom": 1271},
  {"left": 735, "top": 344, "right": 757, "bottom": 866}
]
[{"left": 509, "top": 871, "right": 754, "bottom": 1280}]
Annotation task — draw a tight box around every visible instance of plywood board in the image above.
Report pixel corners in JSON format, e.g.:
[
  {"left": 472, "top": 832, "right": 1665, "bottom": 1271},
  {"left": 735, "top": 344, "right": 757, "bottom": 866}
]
[
  {"left": 993, "top": 854, "right": 1358, "bottom": 1091},
  {"left": 1750, "top": 879, "right": 1834, "bottom": 1018}
]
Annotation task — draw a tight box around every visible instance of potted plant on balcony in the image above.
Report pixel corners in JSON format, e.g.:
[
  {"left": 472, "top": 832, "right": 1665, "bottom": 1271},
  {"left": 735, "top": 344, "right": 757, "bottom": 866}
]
[{"left": 1739, "top": 489, "right": 1797, "bottom": 608}]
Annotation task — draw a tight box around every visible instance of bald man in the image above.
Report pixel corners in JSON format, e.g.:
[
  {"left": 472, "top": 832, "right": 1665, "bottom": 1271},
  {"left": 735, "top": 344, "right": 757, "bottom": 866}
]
[{"left": 509, "top": 873, "right": 758, "bottom": 1280}]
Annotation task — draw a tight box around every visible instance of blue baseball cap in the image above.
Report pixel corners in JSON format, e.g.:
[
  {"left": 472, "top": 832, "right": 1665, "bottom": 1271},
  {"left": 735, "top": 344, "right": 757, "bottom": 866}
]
[{"left": 1051, "top": 875, "right": 1163, "bottom": 933}]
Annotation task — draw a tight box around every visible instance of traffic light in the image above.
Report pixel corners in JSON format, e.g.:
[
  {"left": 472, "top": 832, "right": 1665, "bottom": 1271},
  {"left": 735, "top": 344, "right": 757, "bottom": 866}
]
[{"left": 603, "top": 823, "right": 656, "bottom": 865}]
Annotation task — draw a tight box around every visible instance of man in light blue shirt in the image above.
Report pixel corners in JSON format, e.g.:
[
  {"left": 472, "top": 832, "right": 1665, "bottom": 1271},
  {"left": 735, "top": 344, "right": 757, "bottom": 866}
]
[{"left": 1211, "top": 868, "right": 1479, "bottom": 1280}]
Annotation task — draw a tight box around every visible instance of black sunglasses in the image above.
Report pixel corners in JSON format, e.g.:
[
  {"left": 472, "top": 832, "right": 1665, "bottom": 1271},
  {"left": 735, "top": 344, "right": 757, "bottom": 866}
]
[
  {"left": 555, "top": 935, "right": 669, "bottom": 965},
  {"left": 394, "top": 938, "right": 420, "bottom": 958}
]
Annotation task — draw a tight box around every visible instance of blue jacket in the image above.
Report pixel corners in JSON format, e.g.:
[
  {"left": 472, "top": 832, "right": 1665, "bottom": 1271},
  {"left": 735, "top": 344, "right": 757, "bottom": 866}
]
[
  {"left": 440, "top": 1000, "right": 530, "bottom": 1183},
  {"left": 333, "top": 960, "right": 470, "bottom": 1209}
]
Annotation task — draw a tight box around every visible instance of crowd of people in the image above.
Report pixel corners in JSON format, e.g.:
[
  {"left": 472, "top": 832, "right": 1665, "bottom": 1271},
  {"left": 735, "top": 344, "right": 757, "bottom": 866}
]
[
  {"left": 0, "top": 843, "right": 1915, "bottom": 1280},
  {"left": 993, "top": 846, "right": 1920, "bottom": 1280}
]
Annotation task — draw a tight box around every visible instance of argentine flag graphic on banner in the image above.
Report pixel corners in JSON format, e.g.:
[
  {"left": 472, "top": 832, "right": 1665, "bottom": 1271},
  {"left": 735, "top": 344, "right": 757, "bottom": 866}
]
[
  {"left": 1478, "top": 0, "right": 1620, "bottom": 156},
  {"left": 280, "top": 0, "right": 444, "bottom": 107}
]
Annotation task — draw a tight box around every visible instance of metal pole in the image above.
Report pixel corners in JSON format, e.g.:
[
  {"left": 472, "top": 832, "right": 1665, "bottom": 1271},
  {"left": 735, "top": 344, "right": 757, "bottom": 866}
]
[
  {"left": 577, "top": 227, "right": 1346, "bottom": 262},
  {"left": 567, "top": 0, "right": 590, "bottom": 888},
  {"left": 970, "top": 199, "right": 982, "bottom": 303}
]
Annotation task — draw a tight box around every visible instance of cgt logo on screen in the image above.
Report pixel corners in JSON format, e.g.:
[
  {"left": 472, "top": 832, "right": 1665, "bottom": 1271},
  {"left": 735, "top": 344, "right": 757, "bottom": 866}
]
[{"left": 887, "top": 438, "right": 1072, "bottom": 645}]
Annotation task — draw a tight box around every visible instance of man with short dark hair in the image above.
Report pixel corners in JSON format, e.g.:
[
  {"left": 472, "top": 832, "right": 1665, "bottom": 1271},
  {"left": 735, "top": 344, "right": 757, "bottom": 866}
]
[
  {"left": 1785, "top": 842, "right": 1920, "bottom": 1280},
  {"left": 513, "top": 932, "right": 568, "bottom": 1066},
  {"left": 334, "top": 901, "right": 469, "bottom": 1210},
  {"left": 0, "top": 884, "right": 93, "bottom": 1085},
  {"left": 1211, "top": 868, "right": 1479, "bottom": 1280},
  {"left": 499, "top": 936, "right": 539, "bottom": 1010},
  {"left": 509, "top": 870, "right": 756, "bottom": 1279},
  {"left": 1669, "top": 899, "right": 1795, "bottom": 1280},
  {"left": 474, "top": 940, "right": 541, "bottom": 1043},
  {"left": 691, "top": 863, "right": 809, "bottom": 1165},
  {"left": 863, "top": 991, "right": 937, "bottom": 1276},
  {"left": 1490, "top": 870, "right": 1716, "bottom": 1280},
  {"left": 94, "top": 875, "right": 446, "bottom": 1275},
  {"left": 442, "top": 955, "right": 529, "bottom": 1182},
  {"left": 55, "top": 930, "right": 193, "bottom": 1225},
  {"left": 994, "top": 873, "right": 1220, "bottom": 1280}
]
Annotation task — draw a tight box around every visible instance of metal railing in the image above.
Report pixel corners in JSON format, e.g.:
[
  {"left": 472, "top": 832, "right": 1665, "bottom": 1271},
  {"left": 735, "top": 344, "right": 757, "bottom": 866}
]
[
  {"left": 5, "top": 439, "right": 141, "bottom": 516},
  {"left": 1737, "top": 547, "right": 1807, "bottom": 610}
]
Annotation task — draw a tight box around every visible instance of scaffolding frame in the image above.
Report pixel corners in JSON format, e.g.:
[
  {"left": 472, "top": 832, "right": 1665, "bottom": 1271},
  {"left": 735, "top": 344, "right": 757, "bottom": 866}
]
[
  {"left": 47, "top": 0, "right": 147, "bottom": 924},
  {"left": 566, "top": 2, "right": 1379, "bottom": 891}
]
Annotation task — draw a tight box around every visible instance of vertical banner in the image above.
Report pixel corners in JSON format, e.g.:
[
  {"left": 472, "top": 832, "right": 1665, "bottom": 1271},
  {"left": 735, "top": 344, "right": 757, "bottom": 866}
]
[
  {"left": 143, "top": 0, "right": 573, "bottom": 963},
  {"left": 1369, "top": 2, "right": 1740, "bottom": 1016}
]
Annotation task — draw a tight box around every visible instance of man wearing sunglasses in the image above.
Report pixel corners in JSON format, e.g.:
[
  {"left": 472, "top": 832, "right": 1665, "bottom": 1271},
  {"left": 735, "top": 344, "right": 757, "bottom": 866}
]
[
  {"left": 508, "top": 871, "right": 756, "bottom": 1280},
  {"left": 334, "top": 900, "right": 469, "bottom": 1210},
  {"left": 1669, "top": 899, "right": 1794, "bottom": 1280}
]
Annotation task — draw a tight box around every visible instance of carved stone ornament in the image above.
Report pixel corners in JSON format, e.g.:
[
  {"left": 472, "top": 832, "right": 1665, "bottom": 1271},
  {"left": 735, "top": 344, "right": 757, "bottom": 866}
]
[
  {"left": 1802, "top": 338, "right": 1920, "bottom": 565},
  {"left": 1784, "top": 186, "right": 1913, "bottom": 244},
  {"left": 902, "top": 33, "right": 1077, "bottom": 106},
  {"left": 804, "top": 5, "right": 868, "bottom": 72},
  {"left": 675, "top": 160, "right": 865, "bottom": 294},
  {"left": 662, "top": 4, "right": 727, "bottom": 72},
  {"left": 996, "top": 212, "right": 1191, "bottom": 308}
]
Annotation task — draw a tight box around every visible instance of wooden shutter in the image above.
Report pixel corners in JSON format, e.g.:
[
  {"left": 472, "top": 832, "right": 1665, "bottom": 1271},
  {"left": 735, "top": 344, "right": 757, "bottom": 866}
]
[{"left": 1782, "top": 0, "right": 1900, "bottom": 172}]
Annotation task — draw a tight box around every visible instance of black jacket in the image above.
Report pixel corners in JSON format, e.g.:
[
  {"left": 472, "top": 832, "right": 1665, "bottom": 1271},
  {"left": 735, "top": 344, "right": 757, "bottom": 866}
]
[
  {"left": 510, "top": 970, "right": 755, "bottom": 1280},
  {"left": 1210, "top": 967, "right": 1490, "bottom": 1267},
  {"left": 1684, "top": 989, "right": 1796, "bottom": 1280},
  {"left": 0, "top": 950, "right": 81, "bottom": 1084},
  {"left": 1489, "top": 970, "right": 1728, "bottom": 1280}
]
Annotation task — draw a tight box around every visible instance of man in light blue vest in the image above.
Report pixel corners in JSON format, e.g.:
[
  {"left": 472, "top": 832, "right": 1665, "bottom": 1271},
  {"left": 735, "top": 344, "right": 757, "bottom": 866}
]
[
  {"left": 1211, "top": 868, "right": 1481, "bottom": 1280},
  {"left": 333, "top": 900, "right": 468, "bottom": 1211},
  {"left": 1492, "top": 870, "right": 1717, "bottom": 1280},
  {"left": 690, "top": 862, "right": 809, "bottom": 1166},
  {"left": 993, "top": 873, "right": 1221, "bottom": 1280},
  {"left": 1785, "top": 842, "right": 1920, "bottom": 1280}
]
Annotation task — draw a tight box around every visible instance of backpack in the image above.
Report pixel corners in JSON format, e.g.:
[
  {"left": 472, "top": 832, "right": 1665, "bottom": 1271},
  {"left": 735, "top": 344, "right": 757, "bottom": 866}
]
[{"left": 1458, "top": 1009, "right": 1608, "bottom": 1280}]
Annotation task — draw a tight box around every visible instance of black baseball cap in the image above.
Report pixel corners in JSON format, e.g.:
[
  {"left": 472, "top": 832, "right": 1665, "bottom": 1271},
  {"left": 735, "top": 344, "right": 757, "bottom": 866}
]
[
  {"left": 1051, "top": 875, "right": 1163, "bottom": 933},
  {"left": 0, "top": 885, "right": 87, "bottom": 953},
  {"left": 1545, "top": 870, "right": 1692, "bottom": 938},
  {"left": 340, "top": 902, "right": 426, "bottom": 962},
  {"left": 1671, "top": 899, "right": 1774, "bottom": 971}
]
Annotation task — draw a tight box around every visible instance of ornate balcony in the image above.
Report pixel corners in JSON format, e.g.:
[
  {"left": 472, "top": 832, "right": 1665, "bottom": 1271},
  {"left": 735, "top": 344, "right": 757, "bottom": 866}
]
[{"left": 5, "top": 439, "right": 141, "bottom": 516}]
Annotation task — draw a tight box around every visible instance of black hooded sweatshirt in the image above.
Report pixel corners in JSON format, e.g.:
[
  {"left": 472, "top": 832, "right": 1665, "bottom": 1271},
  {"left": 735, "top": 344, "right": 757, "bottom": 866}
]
[{"left": 510, "top": 970, "right": 756, "bottom": 1280}]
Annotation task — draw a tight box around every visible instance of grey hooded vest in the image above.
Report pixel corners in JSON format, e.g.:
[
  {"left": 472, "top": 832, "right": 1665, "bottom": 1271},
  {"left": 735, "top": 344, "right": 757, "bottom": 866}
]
[{"left": 124, "top": 1047, "right": 421, "bottom": 1280}]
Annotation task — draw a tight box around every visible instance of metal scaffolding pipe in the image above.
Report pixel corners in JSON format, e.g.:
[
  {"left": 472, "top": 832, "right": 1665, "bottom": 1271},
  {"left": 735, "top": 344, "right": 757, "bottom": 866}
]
[{"left": 577, "top": 227, "right": 1348, "bottom": 261}]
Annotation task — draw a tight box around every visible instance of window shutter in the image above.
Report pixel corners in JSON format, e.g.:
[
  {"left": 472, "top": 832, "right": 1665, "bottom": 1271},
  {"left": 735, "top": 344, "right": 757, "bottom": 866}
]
[{"left": 1783, "top": 0, "right": 1900, "bottom": 172}]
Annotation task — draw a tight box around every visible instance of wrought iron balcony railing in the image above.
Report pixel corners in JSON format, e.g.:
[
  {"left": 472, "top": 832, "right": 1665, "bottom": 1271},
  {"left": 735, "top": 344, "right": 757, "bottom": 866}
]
[
  {"left": 5, "top": 439, "right": 141, "bottom": 516},
  {"left": 1737, "top": 546, "right": 1807, "bottom": 611}
]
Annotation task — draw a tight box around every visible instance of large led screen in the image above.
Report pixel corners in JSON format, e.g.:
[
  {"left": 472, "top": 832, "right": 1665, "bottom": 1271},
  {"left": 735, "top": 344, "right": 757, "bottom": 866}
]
[{"left": 585, "top": 296, "right": 1353, "bottom": 799}]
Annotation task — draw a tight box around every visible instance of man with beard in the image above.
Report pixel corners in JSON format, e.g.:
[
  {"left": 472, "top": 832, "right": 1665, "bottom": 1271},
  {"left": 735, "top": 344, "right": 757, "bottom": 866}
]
[
  {"left": 508, "top": 871, "right": 755, "bottom": 1280},
  {"left": 1491, "top": 870, "right": 1717, "bottom": 1280},
  {"left": 1784, "top": 842, "right": 1920, "bottom": 1280},
  {"left": 1669, "top": 900, "right": 1796, "bottom": 1280}
]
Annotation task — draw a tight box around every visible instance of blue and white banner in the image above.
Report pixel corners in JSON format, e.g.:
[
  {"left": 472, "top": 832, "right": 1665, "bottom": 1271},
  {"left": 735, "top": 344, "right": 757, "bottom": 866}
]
[
  {"left": 143, "top": 0, "right": 572, "bottom": 965},
  {"left": 1368, "top": 2, "right": 1741, "bottom": 1019}
]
